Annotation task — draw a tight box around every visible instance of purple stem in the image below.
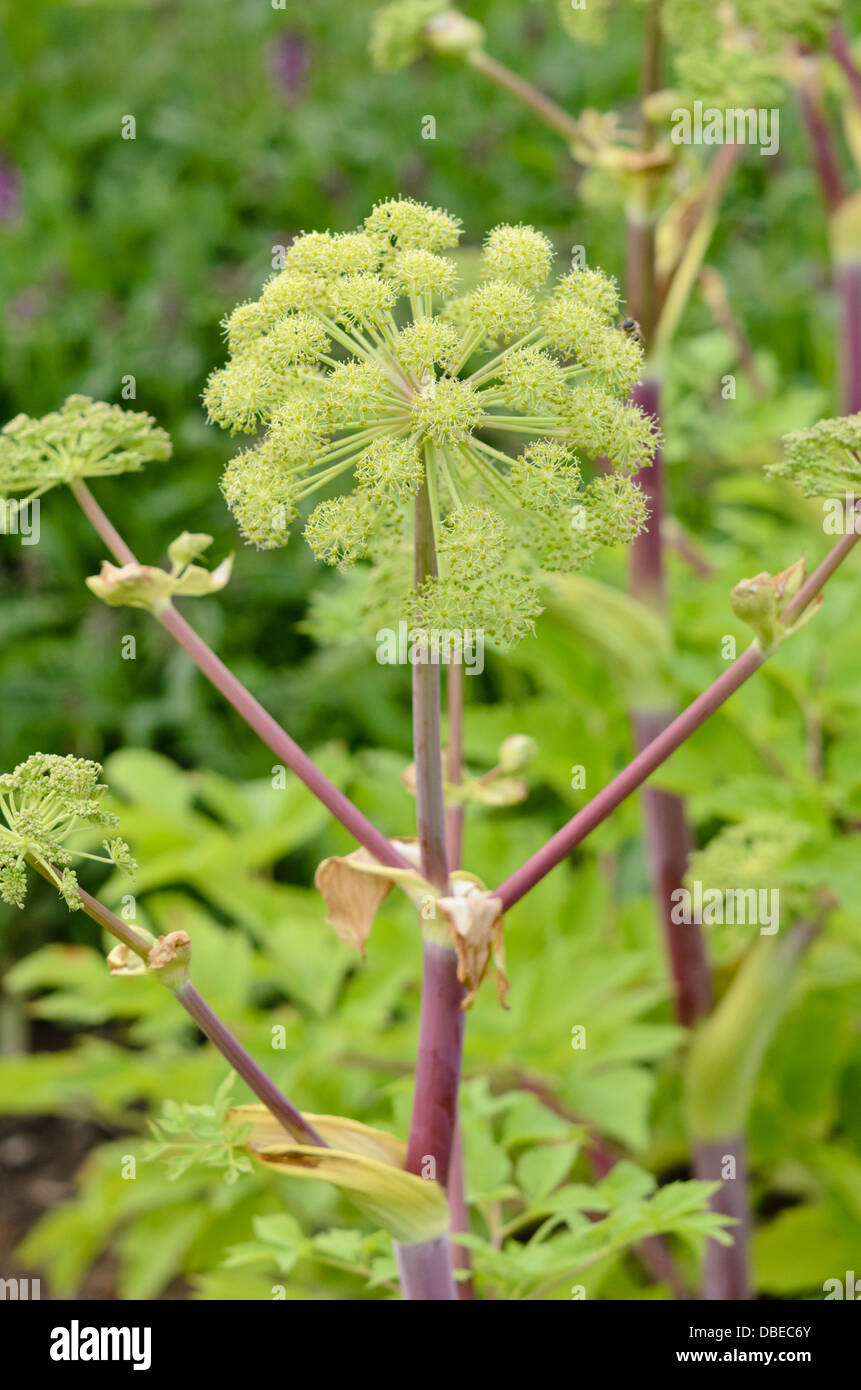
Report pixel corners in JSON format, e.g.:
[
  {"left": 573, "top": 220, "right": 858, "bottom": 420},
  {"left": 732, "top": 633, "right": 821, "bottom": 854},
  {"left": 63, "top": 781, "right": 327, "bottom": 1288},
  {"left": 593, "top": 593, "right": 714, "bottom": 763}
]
[
  {"left": 498, "top": 646, "right": 756, "bottom": 910},
  {"left": 411, "top": 482, "right": 449, "bottom": 893},
  {"left": 793, "top": 61, "right": 861, "bottom": 433},
  {"left": 444, "top": 663, "right": 473, "bottom": 1297},
  {"left": 694, "top": 1137, "right": 751, "bottom": 1301},
  {"left": 635, "top": 710, "right": 711, "bottom": 1027},
  {"left": 406, "top": 486, "right": 463, "bottom": 1190},
  {"left": 397, "top": 481, "right": 463, "bottom": 1300},
  {"left": 629, "top": 378, "right": 710, "bottom": 1026},
  {"left": 829, "top": 24, "right": 861, "bottom": 115},
  {"left": 395, "top": 1236, "right": 458, "bottom": 1300},
  {"left": 405, "top": 939, "right": 465, "bottom": 1187},
  {"left": 494, "top": 514, "right": 860, "bottom": 911},
  {"left": 837, "top": 260, "right": 861, "bottom": 414},
  {"left": 175, "top": 980, "right": 326, "bottom": 1147},
  {"left": 796, "top": 69, "right": 845, "bottom": 214},
  {"left": 37, "top": 869, "right": 326, "bottom": 1148},
  {"left": 71, "top": 477, "right": 462, "bottom": 1298},
  {"left": 629, "top": 378, "right": 665, "bottom": 607},
  {"left": 69, "top": 480, "right": 413, "bottom": 876},
  {"left": 159, "top": 604, "right": 410, "bottom": 872}
]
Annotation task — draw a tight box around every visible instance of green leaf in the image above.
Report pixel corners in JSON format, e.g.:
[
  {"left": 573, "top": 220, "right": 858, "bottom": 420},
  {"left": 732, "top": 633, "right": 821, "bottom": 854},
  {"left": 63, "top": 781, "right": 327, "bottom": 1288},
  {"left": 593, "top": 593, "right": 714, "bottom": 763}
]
[
  {"left": 755, "top": 1205, "right": 859, "bottom": 1295},
  {"left": 517, "top": 1141, "right": 579, "bottom": 1203}
]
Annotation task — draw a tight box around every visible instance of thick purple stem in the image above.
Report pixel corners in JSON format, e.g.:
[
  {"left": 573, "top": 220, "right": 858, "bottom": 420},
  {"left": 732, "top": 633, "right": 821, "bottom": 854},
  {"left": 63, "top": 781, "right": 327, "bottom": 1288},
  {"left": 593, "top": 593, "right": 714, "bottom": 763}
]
[
  {"left": 829, "top": 24, "right": 861, "bottom": 115},
  {"left": 796, "top": 68, "right": 845, "bottom": 214},
  {"left": 396, "top": 480, "right": 464, "bottom": 1300},
  {"left": 634, "top": 712, "right": 712, "bottom": 1027},
  {"left": 630, "top": 380, "right": 709, "bottom": 1025},
  {"left": 444, "top": 663, "right": 473, "bottom": 1296},
  {"left": 629, "top": 377, "right": 666, "bottom": 607},
  {"left": 411, "top": 481, "right": 449, "bottom": 893},
  {"left": 395, "top": 1236, "right": 458, "bottom": 1300},
  {"left": 406, "top": 486, "right": 463, "bottom": 1189},
  {"left": 792, "top": 60, "right": 861, "bottom": 438},
  {"left": 694, "top": 1137, "right": 751, "bottom": 1301},
  {"left": 405, "top": 939, "right": 465, "bottom": 1186},
  {"left": 628, "top": 164, "right": 709, "bottom": 1020}
]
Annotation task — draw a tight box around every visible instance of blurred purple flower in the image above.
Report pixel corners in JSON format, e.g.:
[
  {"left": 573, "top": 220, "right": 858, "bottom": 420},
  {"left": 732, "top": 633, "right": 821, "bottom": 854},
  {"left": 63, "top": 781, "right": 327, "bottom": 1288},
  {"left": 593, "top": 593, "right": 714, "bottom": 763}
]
[
  {"left": 0, "top": 161, "right": 21, "bottom": 223},
  {"left": 272, "top": 33, "right": 310, "bottom": 99}
]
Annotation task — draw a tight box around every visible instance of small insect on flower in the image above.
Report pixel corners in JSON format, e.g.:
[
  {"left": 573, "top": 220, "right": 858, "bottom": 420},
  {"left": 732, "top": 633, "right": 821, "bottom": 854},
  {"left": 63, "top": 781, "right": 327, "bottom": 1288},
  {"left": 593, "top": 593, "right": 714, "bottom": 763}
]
[
  {"left": 0, "top": 754, "right": 136, "bottom": 910},
  {"left": 205, "top": 198, "right": 655, "bottom": 645},
  {"left": 620, "top": 317, "right": 643, "bottom": 346}
]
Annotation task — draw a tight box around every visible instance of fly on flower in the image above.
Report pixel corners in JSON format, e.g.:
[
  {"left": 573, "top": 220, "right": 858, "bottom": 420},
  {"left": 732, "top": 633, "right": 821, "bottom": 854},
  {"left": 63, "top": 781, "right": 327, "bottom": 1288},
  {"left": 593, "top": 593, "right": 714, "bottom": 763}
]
[{"left": 204, "top": 198, "right": 657, "bottom": 647}]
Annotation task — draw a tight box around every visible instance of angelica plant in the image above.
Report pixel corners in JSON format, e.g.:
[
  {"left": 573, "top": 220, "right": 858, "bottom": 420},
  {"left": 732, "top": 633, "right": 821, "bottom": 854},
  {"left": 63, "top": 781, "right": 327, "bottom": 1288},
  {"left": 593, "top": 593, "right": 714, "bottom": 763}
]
[
  {"left": 365, "top": 2, "right": 861, "bottom": 1300},
  {"left": 3, "top": 184, "right": 861, "bottom": 1300}
]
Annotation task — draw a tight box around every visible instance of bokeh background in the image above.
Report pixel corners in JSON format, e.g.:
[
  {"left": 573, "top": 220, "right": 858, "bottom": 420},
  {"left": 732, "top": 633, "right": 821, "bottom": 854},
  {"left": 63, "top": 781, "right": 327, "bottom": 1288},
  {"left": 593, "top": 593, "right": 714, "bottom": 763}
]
[{"left": 1, "top": 0, "right": 859, "bottom": 1300}]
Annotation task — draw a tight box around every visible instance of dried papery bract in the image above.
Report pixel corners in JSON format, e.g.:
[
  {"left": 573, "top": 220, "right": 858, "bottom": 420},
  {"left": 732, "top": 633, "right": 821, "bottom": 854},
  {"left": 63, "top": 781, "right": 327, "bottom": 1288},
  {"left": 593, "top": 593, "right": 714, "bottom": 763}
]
[{"left": 0, "top": 395, "right": 171, "bottom": 499}]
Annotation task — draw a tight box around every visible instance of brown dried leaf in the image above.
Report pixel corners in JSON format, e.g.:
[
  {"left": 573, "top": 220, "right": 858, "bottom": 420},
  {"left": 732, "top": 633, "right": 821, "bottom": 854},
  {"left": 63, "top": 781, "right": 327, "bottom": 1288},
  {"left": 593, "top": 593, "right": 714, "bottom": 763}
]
[{"left": 314, "top": 840, "right": 427, "bottom": 958}]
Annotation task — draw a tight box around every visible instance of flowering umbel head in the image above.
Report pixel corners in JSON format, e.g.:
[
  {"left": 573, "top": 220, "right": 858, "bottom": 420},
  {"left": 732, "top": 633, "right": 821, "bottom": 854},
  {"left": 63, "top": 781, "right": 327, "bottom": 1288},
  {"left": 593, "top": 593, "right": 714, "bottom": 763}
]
[
  {"left": 0, "top": 755, "right": 136, "bottom": 910},
  {"left": 767, "top": 413, "right": 861, "bottom": 498},
  {"left": 206, "top": 198, "right": 655, "bottom": 646},
  {"left": 0, "top": 396, "right": 171, "bottom": 500},
  {"left": 369, "top": 2, "right": 484, "bottom": 71},
  {"left": 86, "top": 532, "right": 233, "bottom": 615}
]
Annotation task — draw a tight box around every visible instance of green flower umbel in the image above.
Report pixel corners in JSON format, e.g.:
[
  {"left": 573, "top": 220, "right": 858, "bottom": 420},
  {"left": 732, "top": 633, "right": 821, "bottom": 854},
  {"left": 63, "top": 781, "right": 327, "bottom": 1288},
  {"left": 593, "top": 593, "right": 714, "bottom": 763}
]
[
  {"left": 0, "top": 755, "right": 136, "bottom": 910},
  {"left": 206, "top": 198, "right": 656, "bottom": 645},
  {"left": 767, "top": 413, "right": 861, "bottom": 497},
  {"left": 0, "top": 395, "right": 171, "bottom": 500}
]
